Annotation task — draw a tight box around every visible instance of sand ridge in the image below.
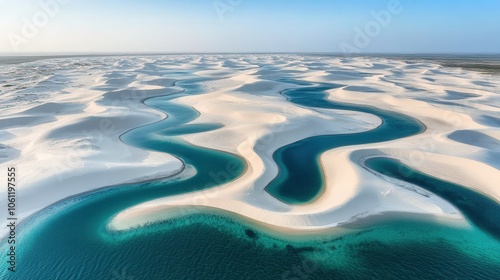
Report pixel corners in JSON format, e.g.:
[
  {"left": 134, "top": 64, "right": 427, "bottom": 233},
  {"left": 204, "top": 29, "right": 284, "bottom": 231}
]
[
  {"left": 0, "top": 55, "right": 498, "bottom": 234},
  {"left": 107, "top": 55, "right": 499, "bottom": 232}
]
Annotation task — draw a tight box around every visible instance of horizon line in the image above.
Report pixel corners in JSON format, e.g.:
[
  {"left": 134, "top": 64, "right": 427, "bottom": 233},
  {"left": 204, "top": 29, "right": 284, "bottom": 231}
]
[{"left": 1, "top": 51, "right": 500, "bottom": 57}]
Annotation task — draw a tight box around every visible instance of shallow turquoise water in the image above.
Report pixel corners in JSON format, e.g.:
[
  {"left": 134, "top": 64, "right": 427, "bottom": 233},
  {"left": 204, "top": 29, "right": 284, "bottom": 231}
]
[
  {"left": 1, "top": 72, "right": 499, "bottom": 279},
  {"left": 366, "top": 157, "right": 500, "bottom": 240},
  {"left": 3, "top": 195, "right": 500, "bottom": 279}
]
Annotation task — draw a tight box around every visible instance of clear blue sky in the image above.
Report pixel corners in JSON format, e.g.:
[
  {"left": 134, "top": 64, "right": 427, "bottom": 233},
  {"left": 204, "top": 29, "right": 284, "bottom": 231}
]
[{"left": 1, "top": 0, "right": 499, "bottom": 53}]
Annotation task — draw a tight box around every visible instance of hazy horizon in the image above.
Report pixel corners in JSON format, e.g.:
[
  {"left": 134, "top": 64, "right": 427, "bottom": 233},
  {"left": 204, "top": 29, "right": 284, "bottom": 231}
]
[{"left": 2, "top": 52, "right": 500, "bottom": 57}]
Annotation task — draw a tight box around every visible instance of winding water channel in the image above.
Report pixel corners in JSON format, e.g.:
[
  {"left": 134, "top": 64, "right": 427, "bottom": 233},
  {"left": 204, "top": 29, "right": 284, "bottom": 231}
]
[{"left": 2, "top": 73, "right": 499, "bottom": 279}]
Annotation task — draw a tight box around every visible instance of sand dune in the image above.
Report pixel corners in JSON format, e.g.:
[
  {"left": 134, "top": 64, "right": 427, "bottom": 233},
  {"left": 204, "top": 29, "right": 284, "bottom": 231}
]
[
  {"left": 1, "top": 55, "right": 498, "bottom": 236},
  {"left": 0, "top": 57, "right": 185, "bottom": 234},
  {"left": 110, "top": 55, "right": 499, "bottom": 232}
]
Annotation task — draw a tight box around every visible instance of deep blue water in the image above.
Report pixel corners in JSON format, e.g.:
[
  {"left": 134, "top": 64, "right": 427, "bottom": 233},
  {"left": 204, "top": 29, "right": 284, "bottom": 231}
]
[
  {"left": 265, "top": 81, "right": 424, "bottom": 203},
  {"left": 1, "top": 71, "right": 499, "bottom": 279}
]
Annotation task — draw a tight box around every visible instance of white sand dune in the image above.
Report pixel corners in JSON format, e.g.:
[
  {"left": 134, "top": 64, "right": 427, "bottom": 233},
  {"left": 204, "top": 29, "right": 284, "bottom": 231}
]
[
  {"left": 0, "top": 57, "right": 186, "bottom": 235},
  {"left": 1, "top": 55, "right": 498, "bottom": 236},
  {"left": 108, "top": 56, "right": 499, "bottom": 232}
]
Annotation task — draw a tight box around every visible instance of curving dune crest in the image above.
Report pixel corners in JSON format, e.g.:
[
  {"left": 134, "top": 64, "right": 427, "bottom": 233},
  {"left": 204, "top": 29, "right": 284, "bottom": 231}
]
[
  {"left": 1, "top": 54, "right": 499, "bottom": 237},
  {"left": 105, "top": 55, "right": 499, "bottom": 232}
]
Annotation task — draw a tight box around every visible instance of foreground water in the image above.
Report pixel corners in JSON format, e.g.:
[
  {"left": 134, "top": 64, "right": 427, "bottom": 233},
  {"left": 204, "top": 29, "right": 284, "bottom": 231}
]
[
  {"left": 366, "top": 157, "right": 500, "bottom": 240},
  {"left": 1, "top": 71, "right": 499, "bottom": 279}
]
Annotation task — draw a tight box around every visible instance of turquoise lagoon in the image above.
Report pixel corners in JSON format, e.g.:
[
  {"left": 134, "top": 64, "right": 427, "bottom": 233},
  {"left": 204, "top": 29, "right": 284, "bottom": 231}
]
[{"left": 1, "top": 74, "right": 499, "bottom": 280}]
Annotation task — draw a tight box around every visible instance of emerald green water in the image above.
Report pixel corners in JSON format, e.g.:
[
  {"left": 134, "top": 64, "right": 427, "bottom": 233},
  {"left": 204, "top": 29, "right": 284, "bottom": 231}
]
[{"left": 1, "top": 73, "right": 499, "bottom": 279}]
